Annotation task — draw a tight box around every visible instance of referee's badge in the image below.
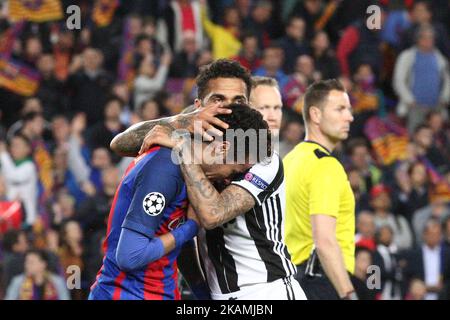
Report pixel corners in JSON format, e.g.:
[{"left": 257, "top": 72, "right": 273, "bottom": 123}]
[{"left": 143, "top": 192, "right": 166, "bottom": 216}]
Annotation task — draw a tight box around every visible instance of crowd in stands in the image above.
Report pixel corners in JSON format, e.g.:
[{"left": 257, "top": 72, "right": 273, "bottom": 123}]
[{"left": 0, "top": 0, "right": 449, "bottom": 300}]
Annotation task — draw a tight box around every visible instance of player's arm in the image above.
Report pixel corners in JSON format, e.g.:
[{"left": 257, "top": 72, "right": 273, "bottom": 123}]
[
  {"left": 116, "top": 155, "right": 198, "bottom": 272},
  {"left": 311, "top": 214, "right": 355, "bottom": 299},
  {"left": 176, "top": 147, "right": 255, "bottom": 230},
  {"left": 110, "top": 103, "right": 231, "bottom": 157},
  {"left": 116, "top": 221, "right": 198, "bottom": 272}
]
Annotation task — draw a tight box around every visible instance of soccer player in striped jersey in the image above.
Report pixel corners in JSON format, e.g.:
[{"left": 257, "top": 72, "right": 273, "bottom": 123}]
[
  {"left": 111, "top": 60, "right": 306, "bottom": 300},
  {"left": 89, "top": 104, "right": 269, "bottom": 300}
]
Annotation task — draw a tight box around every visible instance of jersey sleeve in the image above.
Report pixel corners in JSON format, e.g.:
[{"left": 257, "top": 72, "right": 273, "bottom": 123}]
[
  {"left": 309, "top": 157, "right": 345, "bottom": 218},
  {"left": 231, "top": 154, "right": 282, "bottom": 206},
  {"left": 122, "top": 154, "right": 182, "bottom": 238}
]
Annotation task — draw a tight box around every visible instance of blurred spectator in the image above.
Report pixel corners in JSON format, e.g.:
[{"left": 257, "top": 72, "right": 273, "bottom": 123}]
[
  {"left": 348, "top": 167, "right": 371, "bottom": 213},
  {"left": 254, "top": 44, "right": 289, "bottom": 91},
  {"left": 350, "top": 247, "right": 377, "bottom": 300},
  {"left": 0, "top": 135, "right": 38, "bottom": 226},
  {"left": 133, "top": 51, "right": 171, "bottom": 110},
  {"left": 405, "top": 278, "right": 427, "bottom": 300},
  {"left": 355, "top": 210, "right": 377, "bottom": 251},
  {"left": 233, "top": 33, "right": 262, "bottom": 72},
  {"left": 49, "top": 192, "right": 77, "bottom": 230},
  {"left": 51, "top": 147, "right": 88, "bottom": 206},
  {"left": 444, "top": 216, "right": 450, "bottom": 250},
  {"left": 278, "top": 117, "right": 304, "bottom": 158},
  {"left": 20, "top": 112, "right": 54, "bottom": 204},
  {"left": 87, "top": 96, "right": 126, "bottom": 154},
  {"left": 169, "top": 30, "right": 200, "bottom": 78},
  {"left": 111, "top": 82, "right": 133, "bottom": 127},
  {"left": 426, "top": 111, "right": 450, "bottom": 161},
  {"left": 311, "top": 30, "right": 340, "bottom": 80},
  {"left": 371, "top": 184, "right": 413, "bottom": 250},
  {"left": 58, "top": 220, "right": 85, "bottom": 300},
  {"left": 6, "top": 97, "right": 47, "bottom": 141},
  {"left": 400, "top": 1, "right": 450, "bottom": 56},
  {"left": 21, "top": 35, "right": 43, "bottom": 69},
  {"left": 75, "top": 166, "right": 120, "bottom": 286},
  {"left": 350, "top": 64, "right": 383, "bottom": 137},
  {"left": 393, "top": 161, "right": 429, "bottom": 226},
  {"left": 4, "top": 249, "right": 69, "bottom": 300},
  {"left": 159, "top": 0, "right": 204, "bottom": 53},
  {"left": 53, "top": 30, "right": 76, "bottom": 82},
  {"left": 66, "top": 48, "right": 114, "bottom": 125},
  {"left": 201, "top": 3, "right": 241, "bottom": 59},
  {"left": 404, "top": 219, "right": 450, "bottom": 300},
  {"left": 88, "top": 147, "right": 113, "bottom": 191},
  {"left": 282, "top": 54, "right": 318, "bottom": 111},
  {"left": 346, "top": 138, "right": 382, "bottom": 194},
  {"left": 373, "top": 225, "right": 404, "bottom": 300},
  {"left": 412, "top": 195, "right": 450, "bottom": 245},
  {"left": 1, "top": 230, "right": 29, "bottom": 290},
  {"left": 139, "top": 99, "right": 169, "bottom": 121},
  {"left": 244, "top": 0, "right": 277, "bottom": 49},
  {"left": 393, "top": 26, "right": 450, "bottom": 132},
  {"left": 412, "top": 125, "right": 448, "bottom": 173},
  {"left": 336, "top": 15, "right": 385, "bottom": 77},
  {"left": 380, "top": 3, "right": 413, "bottom": 50},
  {"left": 36, "top": 54, "right": 67, "bottom": 120},
  {"left": 278, "top": 16, "right": 309, "bottom": 74},
  {"left": 289, "top": 0, "right": 328, "bottom": 41}
]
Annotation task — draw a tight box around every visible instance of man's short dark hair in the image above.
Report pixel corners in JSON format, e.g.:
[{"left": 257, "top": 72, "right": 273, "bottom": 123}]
[
  {"left": 26, "top": 249, "right": 49, "bottom": 264},
  {"left": 346, "top": 137, "right": 369, "bottom": 156},
  {"left": 214, "top": 103, "right": 271, "bottom": 163},
  {"left": 303, "top": 79, "right": 345, "bottom": 123},
  {"left": 8, "top": 133, "right": 31, "bottom": 148},
  {"left": 2, "top": 230, "right": 23, "bottom": 252},
  {"left": 196, "top": 59, "right": 251, "bottom": 100}
]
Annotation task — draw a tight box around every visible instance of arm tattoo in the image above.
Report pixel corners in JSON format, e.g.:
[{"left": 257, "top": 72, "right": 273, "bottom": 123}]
[
  {"left": 111, "top": 113, "right": 195, "bottom": 157},
  {"left": 179, "top": 161, "right": 255, "bottom": 228},
  {"left": 111, "top": 119, "right": 176, "bottom": 157}
]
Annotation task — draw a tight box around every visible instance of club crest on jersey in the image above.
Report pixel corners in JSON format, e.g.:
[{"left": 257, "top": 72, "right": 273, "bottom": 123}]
[
  {"left": 244, "top": 172, "right": 268, "bottom": 190},
  {"left": 168, "top": 216, "right": 186, "bottom": 231},
  {"left": 143, "top": 192, "right": 165, "bottom": 216}
]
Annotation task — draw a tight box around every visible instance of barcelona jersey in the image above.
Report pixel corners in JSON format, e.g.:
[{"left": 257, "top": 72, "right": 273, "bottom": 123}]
[{"left": 89, "top": 147, "right": 188, "bottom": 300}]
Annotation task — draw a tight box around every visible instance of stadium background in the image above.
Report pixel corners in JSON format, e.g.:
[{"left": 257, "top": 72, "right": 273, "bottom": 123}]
[{"left": 0, "top": 0, "right": 449, "bottom": 300}]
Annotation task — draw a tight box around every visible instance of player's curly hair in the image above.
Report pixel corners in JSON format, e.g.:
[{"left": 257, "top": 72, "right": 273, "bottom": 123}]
[
  {"left": 214, "top": 103, "right": 272, "bottom": 163},
  {"left": 196, "top": 59, "right": 252, "bottom": 100}
]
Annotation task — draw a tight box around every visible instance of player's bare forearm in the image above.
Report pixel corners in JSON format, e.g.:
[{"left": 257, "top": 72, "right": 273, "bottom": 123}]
[
  {"left": 110, "top": 114, "right": 193, "bottom": 157},
  {"left": 179, "top": 162, "right": 255, "bottom": 229}
]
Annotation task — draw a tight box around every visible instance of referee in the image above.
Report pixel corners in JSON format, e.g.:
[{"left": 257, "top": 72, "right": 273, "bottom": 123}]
[{"left": 284, "top": 79, "right": 357, "bottom": 300}]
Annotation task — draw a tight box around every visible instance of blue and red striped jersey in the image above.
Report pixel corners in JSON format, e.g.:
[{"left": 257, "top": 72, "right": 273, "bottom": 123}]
[{"left": 90, "top": 146, "right": 188, "bottom": 300}]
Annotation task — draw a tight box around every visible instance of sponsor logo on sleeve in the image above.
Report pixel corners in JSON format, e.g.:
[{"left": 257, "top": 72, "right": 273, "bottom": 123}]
[{"left": 244, "top": 172, "right": 268, "bottom": 190}]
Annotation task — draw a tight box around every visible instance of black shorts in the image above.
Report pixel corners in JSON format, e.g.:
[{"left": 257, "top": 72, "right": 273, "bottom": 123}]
[{"left": 295, "top": 264, "right": 340, "bottom": 300}]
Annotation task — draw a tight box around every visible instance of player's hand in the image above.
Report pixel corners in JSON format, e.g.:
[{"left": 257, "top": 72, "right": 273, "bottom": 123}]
[
  {"left": 185, "top": 102, "right": 232, "bottom": 141},
  {"left": 138, "top": 125, "right": 177, "bottom": 155}
]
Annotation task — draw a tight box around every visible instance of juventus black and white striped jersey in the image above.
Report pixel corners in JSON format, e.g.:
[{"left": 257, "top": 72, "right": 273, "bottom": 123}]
[{"left": 197, "top": 152, "right": 296, "bottom": 295}]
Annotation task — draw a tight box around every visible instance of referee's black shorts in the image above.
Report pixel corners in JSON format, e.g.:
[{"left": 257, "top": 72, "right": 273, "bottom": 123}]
[{"left": 295, "top": 263, "right": 340, "bottom": 300}]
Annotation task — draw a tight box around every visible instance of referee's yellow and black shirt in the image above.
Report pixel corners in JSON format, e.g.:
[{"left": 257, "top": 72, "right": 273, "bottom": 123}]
[{"left": 283, "top": 141, "right": 355, "bottom": 274}]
